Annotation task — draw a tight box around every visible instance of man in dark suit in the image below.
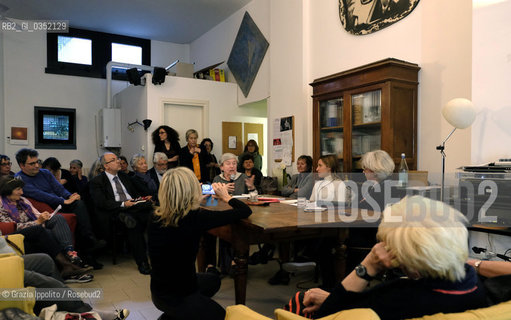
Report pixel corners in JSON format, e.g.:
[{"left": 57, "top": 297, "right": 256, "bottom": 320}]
[{"left": 90, "top": 152, "right": 152, "bottom": 275}]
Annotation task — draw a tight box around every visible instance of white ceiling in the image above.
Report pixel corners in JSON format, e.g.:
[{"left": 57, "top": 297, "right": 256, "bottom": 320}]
[{"left": 0, "top": 0, "right": 252, "bottom": 43}]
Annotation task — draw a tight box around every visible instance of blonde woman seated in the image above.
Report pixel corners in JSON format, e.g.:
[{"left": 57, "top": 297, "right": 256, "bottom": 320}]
[
  {"left": 287, "top": 196, "right": 488, "bottom": 319},
  {"left": 309, "top": 155, "right": 349, "bottom": 203},
  {"left": 148, "top": 167, "right": 251, "bottom": 320}
]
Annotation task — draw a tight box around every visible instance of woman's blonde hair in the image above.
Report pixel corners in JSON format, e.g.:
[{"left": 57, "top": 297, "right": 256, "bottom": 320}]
[
  {"left": 361, "top": 150, "right": 395, "bottom": 181},
  {"left": 377, "top": 196, "right": 468, "bottom": 282},
  {"left": 185, "top": 129, "right": 198, "bottom": 141},
  {"left": 154, "top": 167, "right": 202, "bottom": 227}
]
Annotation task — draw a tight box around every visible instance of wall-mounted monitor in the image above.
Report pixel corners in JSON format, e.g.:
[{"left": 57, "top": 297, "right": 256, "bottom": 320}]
[{"left": 34, "top": 106, "right": 76, "bottom": 149}]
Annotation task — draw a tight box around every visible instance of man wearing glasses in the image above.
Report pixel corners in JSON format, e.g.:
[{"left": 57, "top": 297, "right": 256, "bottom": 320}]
[
  {"left": 14, "top": 148, "right": 105, "bottom": 254},
  {"left": 89, "top": 152, "right": 152, "bottom": 275},
  {"left": 0, "top": 155, "right": 15, "bottom": 176}
]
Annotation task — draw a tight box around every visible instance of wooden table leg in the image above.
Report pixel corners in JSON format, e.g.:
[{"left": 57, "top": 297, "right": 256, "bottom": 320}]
[
  {"left": 333, "top": 228, "right": 349, "bottom": 282},
  {"left": 232, "top": 242, "right": 249, "bottom": 304},
  {"left": 230, "top": 223, "right": 250, "bottom": 304}
]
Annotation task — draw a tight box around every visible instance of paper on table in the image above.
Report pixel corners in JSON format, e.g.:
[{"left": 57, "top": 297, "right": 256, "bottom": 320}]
[
  {"left": 304, "top": 201, "right": 327, "bottom": 212},
  {"left": 232, "top": 194, "right": 250, "bottom": 199},
  {"left": 280, "top": 199, "right": 298, "bottom": 205}
]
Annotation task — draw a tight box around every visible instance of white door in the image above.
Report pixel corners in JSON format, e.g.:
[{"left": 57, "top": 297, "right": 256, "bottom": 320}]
[{"left": 163, "top": 103, "right": 204, "bottom": 147}]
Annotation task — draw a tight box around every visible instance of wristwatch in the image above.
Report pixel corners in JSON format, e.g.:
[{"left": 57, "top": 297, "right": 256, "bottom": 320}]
[
  {"left": 355, "top": 264, "right": 374, "bottom": 281},
  {"left": 474, "top": 260, "right": 483, "bottom": 274}
]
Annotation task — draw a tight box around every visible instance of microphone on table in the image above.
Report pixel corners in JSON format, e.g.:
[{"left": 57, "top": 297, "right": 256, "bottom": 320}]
[{"left": 472, "top": 247, "right": 511, "bottom": 262}]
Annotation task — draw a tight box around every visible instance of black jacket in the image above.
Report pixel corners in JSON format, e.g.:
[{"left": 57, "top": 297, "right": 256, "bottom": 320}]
[{"left": 179, "top": 146, "right": 209, "bottom": 183}]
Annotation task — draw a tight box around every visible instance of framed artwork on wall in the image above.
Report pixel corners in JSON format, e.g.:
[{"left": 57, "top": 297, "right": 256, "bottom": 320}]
[
  {"left": 227, "top": 11, "right": 269, "bottom": 98},
  {"left": 339, "top": 0, "right": 420, "bottom": 35},
  {"left": 34, "top": 106, "right": 76, "bottom": 149}
]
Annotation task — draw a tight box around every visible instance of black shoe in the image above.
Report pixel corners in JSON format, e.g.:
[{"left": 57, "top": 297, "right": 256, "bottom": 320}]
[
  {"left": 268, "top": 269, "right": 290, "bottom": 285},
  {"left": 138, "top": 262, "right": 152, "bottom": 275},
  {"left": 248, "top": 251, "right": 262, "bottom": 265},
  {"left": 90, "top": 239, "right": 107, "bottom": 252},
  {"left": 206, "top": 266, "right": 221, "bottom": 276},
  {"left": 119, "top": 212, "right": 137, "bottom": 228}
]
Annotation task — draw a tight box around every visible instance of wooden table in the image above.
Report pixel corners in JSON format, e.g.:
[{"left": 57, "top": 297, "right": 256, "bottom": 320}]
[{"left": 204, "top": 200, "right": 377, "bottom": 304}]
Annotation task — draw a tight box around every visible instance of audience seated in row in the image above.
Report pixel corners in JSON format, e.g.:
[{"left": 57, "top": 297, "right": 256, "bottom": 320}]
[{"left": 14, "top": 149, "right": 105, "bottom": 256}]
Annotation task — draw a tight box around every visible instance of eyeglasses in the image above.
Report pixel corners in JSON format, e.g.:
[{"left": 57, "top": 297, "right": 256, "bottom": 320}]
[
  {"left": 105, "top": 157, "right": 119, "bottom": 164},
  {"left": 0, "top": 161, "right": 12, "bottom": 166}
]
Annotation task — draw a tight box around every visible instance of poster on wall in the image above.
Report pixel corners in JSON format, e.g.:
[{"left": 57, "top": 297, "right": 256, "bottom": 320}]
[
  {"left": 273, "top": 116, "right": 294, "bottom": 165},
  {"left": 339, "top": 0, "right": 420, "bottom": 35},
  {"left": 10, "top": 127, "right": 28, "bottom": 145}
]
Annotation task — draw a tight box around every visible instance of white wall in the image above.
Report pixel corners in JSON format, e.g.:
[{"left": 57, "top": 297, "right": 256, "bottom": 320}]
[
  {"left": 116, "top": 82, "right": 148, "bottom": 162},
  {"left": 468, "top": 0, "right": 511, "bottom": 257},
  {"left": 190, "top": 0, "right": 270, "bottom": 106},
  {"left": 1, "top": 30, "right": 189, "bottom": 171},
  {"left": 151, "top": 40, "right": 190, "bottom": 67},
  {"left": 306, "top": 0, "right": 472, "bottom": 183},
  {"left": 268, "top": 0, "right": 308, "bottom": 175},
  {"left": 472, "top": 0, "right": 511, "bottom": 164}
]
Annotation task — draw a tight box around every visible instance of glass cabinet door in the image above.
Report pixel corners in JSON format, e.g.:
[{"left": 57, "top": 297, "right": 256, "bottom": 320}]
[
  {"left": 351, "top": 90, "right": 381, "bottom": 170},
  {"left": 319, "top": 98, "right": 344, "bottom": 170}
]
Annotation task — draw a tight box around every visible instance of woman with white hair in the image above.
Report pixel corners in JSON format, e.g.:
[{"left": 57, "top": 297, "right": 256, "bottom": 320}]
[
  {"left": 286, "top": 196, "right": 488, "bottom": 319},
  {"left": 212, "top": 153, "right": 256, "bottom": 195},
  {"left": 148, "top": 167, "right": 251, "bottom": 320},
  {"left": 130, "top": 154, "right": 157, "bottom": 200},
  {"left": 358, "top": 149, "right": 396, "bottom": 211}
]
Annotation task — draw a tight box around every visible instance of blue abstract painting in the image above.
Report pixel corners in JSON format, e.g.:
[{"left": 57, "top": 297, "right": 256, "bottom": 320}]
[{"left": 227, "top": 12, "right": 269, "bottom": 98}]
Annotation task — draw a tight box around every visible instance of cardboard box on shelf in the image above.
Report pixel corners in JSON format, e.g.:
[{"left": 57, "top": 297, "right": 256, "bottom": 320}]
[{"left": 168, "top": 62, "right": 194, "bottom": 78}]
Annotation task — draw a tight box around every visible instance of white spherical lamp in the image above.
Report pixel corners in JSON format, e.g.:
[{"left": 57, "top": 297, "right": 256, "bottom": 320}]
[{"left": 442, "top": 98, "right": 476, "bottom": 129}]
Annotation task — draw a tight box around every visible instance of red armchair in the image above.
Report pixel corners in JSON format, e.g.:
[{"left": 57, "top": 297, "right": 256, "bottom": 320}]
[{"left": 0, "top": 221, "right": 16, "bottom": 235}]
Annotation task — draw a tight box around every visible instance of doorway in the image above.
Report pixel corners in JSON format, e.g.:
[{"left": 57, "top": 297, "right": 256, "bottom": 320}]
[{"left": 163, "top": 99, "right": 209, "bottom": 147}]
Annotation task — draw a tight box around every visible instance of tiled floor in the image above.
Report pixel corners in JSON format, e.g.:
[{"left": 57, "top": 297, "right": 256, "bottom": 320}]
[{"left": 69, "top": 249, "right": 319, "bottom": 319}]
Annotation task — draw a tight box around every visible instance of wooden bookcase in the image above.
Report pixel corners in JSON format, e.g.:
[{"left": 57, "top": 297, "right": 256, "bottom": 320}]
[{"left": 310, "top": 58, "right": 420, "bottom": 172}]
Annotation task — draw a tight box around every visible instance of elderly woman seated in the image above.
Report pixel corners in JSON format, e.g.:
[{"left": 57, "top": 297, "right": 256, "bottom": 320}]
[
  {"left": 0, "top": 175, "right": 92, "bottom": 280},
  {"left": 357, "top": 149, "right": 400, "bottom": 211},
  {"left": 213, "top": 153, "right": 256, "bottom": 195},
  {"left": 130, "top": 153, "right": 157, "bottom": 200},
  {"left": 286, "top": 196, "right": 488, "bottom": 319}
]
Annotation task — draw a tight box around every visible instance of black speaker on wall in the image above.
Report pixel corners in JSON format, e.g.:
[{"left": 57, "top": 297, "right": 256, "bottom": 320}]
[
  {"left": 152, "top": 67, "right": 167, "bottom": 85},
  {"left": 126, "top": 68, "right": 142, "bottom": 86}
]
